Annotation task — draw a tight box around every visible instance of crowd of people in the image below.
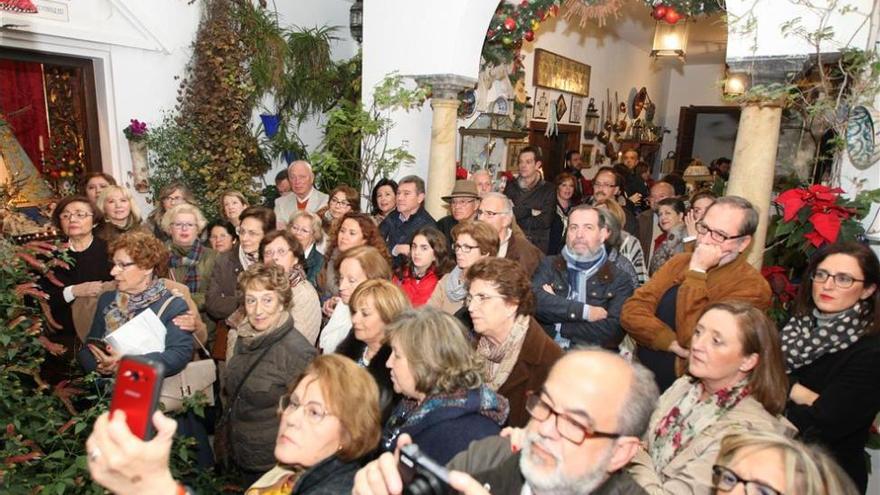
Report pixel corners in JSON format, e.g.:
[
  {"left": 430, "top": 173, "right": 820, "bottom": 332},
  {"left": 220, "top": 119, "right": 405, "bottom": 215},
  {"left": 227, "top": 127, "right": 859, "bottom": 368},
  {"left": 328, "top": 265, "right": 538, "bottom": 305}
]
[{"left": 39, "top": 149, "right": 879, "bottom": 494}]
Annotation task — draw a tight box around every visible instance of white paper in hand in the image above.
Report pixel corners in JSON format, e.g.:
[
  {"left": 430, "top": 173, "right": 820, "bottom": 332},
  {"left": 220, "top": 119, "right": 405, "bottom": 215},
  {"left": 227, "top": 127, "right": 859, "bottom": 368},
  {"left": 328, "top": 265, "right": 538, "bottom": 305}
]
[{"left": 104, "top": 308, "right": 167, "bottom": 355}]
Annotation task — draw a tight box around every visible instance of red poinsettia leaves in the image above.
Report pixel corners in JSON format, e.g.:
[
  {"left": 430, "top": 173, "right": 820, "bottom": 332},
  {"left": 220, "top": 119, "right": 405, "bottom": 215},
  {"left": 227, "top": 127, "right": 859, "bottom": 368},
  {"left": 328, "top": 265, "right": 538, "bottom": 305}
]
[
  {"left": 776, "top": 189, "right": 807, "bottom": 222},
  {"left": 455, "top": 166, "right": 468, "bottom": 180},
  {"left": 810, "top": 210, "right": 843, "bottom": 246},
  {"left": 807, "top": 184, "right": 844, "bottom": 206},
  {"left": 761, "top": 266, "right": 797, "bottom": 303},
  {"left": 0, "top": 0, "right": 38, "bottom": 13},
  {"left": 804, "top": 230, "right": 826, "bottom": 248}
]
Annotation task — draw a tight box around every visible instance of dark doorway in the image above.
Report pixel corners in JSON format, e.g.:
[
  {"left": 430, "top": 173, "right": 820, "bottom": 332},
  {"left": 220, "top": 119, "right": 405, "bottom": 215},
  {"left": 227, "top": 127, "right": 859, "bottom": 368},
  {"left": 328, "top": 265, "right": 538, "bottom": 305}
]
[
  {"left": 528, "top": 121, "right": 581, "bottom": 182},
  {"left": 674, "top": 105, "right": 740, "bottom": 172},
  {"left": 0, "top": 47, "right": 102, "bottom": 195}
]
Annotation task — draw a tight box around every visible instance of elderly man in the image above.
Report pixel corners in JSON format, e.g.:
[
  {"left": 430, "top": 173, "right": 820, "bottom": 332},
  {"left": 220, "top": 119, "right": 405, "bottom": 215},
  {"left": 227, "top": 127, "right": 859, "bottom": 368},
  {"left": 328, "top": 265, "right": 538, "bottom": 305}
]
[
  {"left": 504, "top": 146, "right": 556, "bottom": 253},
  {"left": 436, "top": 180, "right": 480, "bottom": 244},
  {"left": 352, "top": 348, "right": 658, "bottom": 495},
  {"left": 621, "top": 195, "right": 772, "bottom": 391},
  {"left": 471, "top": 169, "right": 494, "bottom": 196},
  {"left": 532, "top": 205, "right": 633, "bottom": 349},
  {"left": 379, "top": 175, "right": 437, "bottom": 268},
  {"left": 477, "top": 192, "right": 543, "bottom": 277},
  {"left": 637, "top": 180, "right": 675, "bottom": 260},
  {"left": 273, "top": 160, "right": 328, "bottom": 227}
]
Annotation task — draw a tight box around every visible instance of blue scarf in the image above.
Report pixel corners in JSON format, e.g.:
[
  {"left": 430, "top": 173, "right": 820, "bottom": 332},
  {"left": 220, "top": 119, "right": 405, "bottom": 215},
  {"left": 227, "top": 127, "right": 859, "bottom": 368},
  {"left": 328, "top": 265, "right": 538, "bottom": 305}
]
[{"left": 560, "top": 244, "right": 607, "bottom": 301}]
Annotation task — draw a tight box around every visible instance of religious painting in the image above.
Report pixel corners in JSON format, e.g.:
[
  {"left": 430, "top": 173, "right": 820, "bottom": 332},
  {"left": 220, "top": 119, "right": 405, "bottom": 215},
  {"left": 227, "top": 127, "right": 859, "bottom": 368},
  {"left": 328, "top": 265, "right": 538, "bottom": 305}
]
[
  {"left": 569, "top": 96, "right": 583, "bottom": 124},
  {"left": 532, "top": 88, "right": 550, "bottom": 120},
  {"left": 506, "top": 138, "right": 529, "bottom": 171},
  {"left": 580, "top": 143, "right": 595, "bottom": 168},
  {"left": 533, "top": 49, "right": 591, "bottom": 96},
  {"left": 555, "top": 94, "right": 567, "bottom": 120}
]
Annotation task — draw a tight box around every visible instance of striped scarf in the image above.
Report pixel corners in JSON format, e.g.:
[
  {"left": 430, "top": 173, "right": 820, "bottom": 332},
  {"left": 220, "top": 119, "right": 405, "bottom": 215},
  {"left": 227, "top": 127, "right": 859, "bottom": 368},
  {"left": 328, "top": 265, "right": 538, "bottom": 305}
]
[{"left": 169, "top": 239, "right": 205, "bottom": 293}]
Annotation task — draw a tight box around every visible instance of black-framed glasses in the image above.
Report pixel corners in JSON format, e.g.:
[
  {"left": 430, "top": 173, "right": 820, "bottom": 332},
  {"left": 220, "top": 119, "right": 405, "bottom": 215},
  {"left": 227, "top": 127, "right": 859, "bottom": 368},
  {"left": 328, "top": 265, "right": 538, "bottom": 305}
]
[
  {"left": 811, "top": 269, "right": 864, "bottom": 289},
  {"left": 525, "top": 392, "right": 620, "bottom": 445},
  {"left": 112, "top": 260, "right": 138, "bottom": 270},
  {"left": 712, "top": 465, "right": 783, "bottom": 495},
  {"left": 695, "top": 221, "right": 747, "bottom": 243},
  {"left": 277, "top": 395, "right": 333, "bottom": 425},
  {"left": 453, "top": 243, "right": 480, "bottom": 253}
]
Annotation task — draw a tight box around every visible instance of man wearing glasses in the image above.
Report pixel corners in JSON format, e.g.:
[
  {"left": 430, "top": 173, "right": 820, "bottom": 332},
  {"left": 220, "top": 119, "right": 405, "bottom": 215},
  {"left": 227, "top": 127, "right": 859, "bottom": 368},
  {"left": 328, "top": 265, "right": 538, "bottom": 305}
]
[
  {"left": 591, "top": 166, "right": 638, "bottom": 235},
  {"left": 621, "top": 196, "right": 772, "bottom": 392},
  {"left": 477, "top": 192, "right": 543, "bottom": 277},
  {"left": 436, "top": 180, "right": 480, "bottom": 244},
  {"left": 352, "top": 349, "right": 658, "bottom": 495}
]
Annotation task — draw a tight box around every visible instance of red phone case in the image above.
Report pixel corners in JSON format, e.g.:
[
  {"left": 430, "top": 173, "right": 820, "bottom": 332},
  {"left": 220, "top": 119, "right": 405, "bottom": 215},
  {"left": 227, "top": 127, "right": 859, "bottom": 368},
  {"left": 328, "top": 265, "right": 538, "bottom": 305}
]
[{"left": 109, "top": 356, "right": 165, "bottom": 440}]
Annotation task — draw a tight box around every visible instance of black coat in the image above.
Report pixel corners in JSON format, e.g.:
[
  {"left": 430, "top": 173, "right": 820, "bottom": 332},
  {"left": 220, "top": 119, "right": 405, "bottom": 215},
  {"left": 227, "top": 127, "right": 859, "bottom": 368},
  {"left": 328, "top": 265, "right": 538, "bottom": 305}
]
[
  {"left": 379, "top": 207, "right": 437, "bottom": 268},
  {"left": 291, "top": 455, "right": 362, "bottom": 494},
  {"left": 335, "top": 334, "right": 400, "bottom": 424},
  {"left": 786, "top": 333, "right": 880, "bottom": 492},
  {"left": 531, "top": 255, "right": 634, "bottom": 348},
  {"left": 504, "top": 178, "right": 555, "bottom": 253}
]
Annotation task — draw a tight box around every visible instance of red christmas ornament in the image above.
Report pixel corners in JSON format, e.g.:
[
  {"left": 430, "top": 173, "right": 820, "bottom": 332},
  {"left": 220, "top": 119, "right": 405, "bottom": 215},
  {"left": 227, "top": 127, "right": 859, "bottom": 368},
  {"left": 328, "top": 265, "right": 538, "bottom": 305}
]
[
  {"left": 524, "top": 30, "right": 535, "bottom": 42},
  {"left": 664, "top": 8, "right": 682, "bottom": 24},
  {"left": 536, "top": 9, "right": 545, "bottom": 19},
  {"left": 504, "top": 17, "right": 516, "bottom": 31},
  {"left": 487, "top": 29, "right": 496, "bottom": 39},
  {"left": 520, "top": 0, "right": 528, "bottom": 7},
  {"left": 651, "top": 4, "right": 668, "bottom": 20}
]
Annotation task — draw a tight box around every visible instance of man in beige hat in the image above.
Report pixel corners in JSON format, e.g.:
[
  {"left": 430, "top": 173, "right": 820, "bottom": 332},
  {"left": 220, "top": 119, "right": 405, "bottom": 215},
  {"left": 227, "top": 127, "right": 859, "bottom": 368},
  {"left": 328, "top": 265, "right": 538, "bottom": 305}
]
[{"left": 437, "top": 180, "right": 480, "bottom": 244}]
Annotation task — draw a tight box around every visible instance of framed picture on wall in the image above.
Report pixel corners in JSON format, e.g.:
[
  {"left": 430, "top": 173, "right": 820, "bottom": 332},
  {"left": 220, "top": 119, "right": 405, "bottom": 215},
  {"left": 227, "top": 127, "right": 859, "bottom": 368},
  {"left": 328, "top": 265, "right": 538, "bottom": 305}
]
[
  {"left": 569, "top": 96, "right": 583, "bottom": 124},
  {"left": 532, "top": 88, "right": 550, "bottom": 121},
  {"left": 580, "top": 143, "right": 594, "bottom": 168},
  {"left": 533, "top": 48, "right": 591, "bottom": 96},
  {"left": 506, "top": 138, "right": 529, "bottom": 171}
]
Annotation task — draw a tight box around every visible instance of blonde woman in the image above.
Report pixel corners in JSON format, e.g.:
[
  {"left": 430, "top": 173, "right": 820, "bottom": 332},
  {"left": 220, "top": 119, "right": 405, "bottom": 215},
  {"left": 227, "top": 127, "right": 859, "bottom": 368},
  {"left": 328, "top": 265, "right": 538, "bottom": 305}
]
[
  {"left": 95, "top": 185, "right": 151, "bottom": 242},
  {"left": 161, "top": 203, "right": 217, "bottom": 312},
  {"left": 219, "top": 190, "right": 249, "bottom": 228},
  {"left": 288, "top": 210, "right": 324, "bottom": 286}
]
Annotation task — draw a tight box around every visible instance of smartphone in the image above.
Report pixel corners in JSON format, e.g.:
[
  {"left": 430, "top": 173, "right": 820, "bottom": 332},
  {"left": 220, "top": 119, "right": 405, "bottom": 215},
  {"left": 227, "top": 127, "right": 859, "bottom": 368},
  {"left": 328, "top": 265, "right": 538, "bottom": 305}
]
[
  {"left": 87, "top": 337, "right": 107, "bottom": 350},
  {"left": 109, "top": 356, "right": 165, "bottom": 440}
]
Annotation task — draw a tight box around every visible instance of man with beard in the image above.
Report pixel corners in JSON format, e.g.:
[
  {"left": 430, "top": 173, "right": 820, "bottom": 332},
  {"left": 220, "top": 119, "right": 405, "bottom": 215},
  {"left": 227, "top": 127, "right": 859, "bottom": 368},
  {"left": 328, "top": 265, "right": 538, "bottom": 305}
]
[
  {"left": 352, "top": 349, "right": 657, "bottom": 495},
  {"left": 591, "top": 167, "right": 637, "bottom": 235},
  {"left": 621, "top": 196, "right": 772, "bottom": 391},
  {"left": 531, "top": 205, "right": 633, "bottom": 349}
]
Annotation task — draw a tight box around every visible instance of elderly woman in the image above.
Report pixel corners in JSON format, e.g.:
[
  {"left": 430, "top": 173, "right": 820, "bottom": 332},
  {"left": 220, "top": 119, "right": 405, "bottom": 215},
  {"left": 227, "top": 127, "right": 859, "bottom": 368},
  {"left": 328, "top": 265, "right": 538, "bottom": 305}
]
[
  {"left": 223, "top": 263, "right": 317, "bottom": 479},
  {"left": 205, "top": 206, "right": 276, "bottom": 322},
  {"left": 219, "top": 190, "right": 249, "bottom": 228},
  {"left": 288, "top": 210, "right": 324, "bottom": 286},
  {"left": 317, "top": 185, "right": 359, "bottom": 235},
  {"left": 711, "top": 431, "right": 859, "bottom": 495},
  {"left": 649, "top": 197, "right": 687, "bottom": 276},
  {"left": 463, "top": 258, "right": 562, "bottom": 427},
  {"left": 336, "top": 279, "right": 410, "bottom": 422},
  {"left": 427, "top": 220, "right": 499, "bottom": 315},
  {"left": 317, "top": 212, "right": 391, "bottom": 308},
  {"left": 145, "top": 182, "right": 194, "bottom": 242},
  {"left": 207, "top": 219, "right": 237, "bottom": 254},
  {"left": 80, "top": 172, "right": 116, "bottom": 204},
  {"left": 43, "top": 196, "right": 115, "bottom": 371},
  {"left": 596, "top": 197, "right": 647, "bottom": 286},
  {"left": 781, "top": 242, "right": 880, "bottom": 492},
  {"left": 87, "top": 354, "right": 380, "bottom": 495},
  {"left": 95, "top": 185, "right": 150, "bottom": 242},
  {"left": 259, "top": 230, "right": 321, "bottom": 345},
  {"left": 548, "top": 172, "right": 578, "bottom": 255},
  {"left": 320, "top": 246, "right": 392, "bottom": 354},
  {"left": 78, "top": 232, "right": 193, "bottom": 376},
  {"left": 162, "top": 203, "right": 217, "bottom": 312},
  {"left": 382, "top": 307, "right": 509, "bottom": 464},
  {"left": 394, "top": 226, "right": 454, "bottom": 307},
  {"left": 370, "top": 178, "right": 398, "bottom": 225},
  {"left": 627, "top": 301, "right": 791, "bottom": 494}
]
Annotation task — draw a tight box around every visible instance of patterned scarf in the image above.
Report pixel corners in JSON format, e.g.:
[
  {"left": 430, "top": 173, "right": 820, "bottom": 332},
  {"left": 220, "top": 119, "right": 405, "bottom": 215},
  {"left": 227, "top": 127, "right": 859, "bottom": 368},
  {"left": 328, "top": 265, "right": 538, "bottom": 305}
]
[
  {"left": 650, "top": 378, "right": 751, "bottom": 470},
  {"left": 169, "top": 240, "right": 205, "bottom": 293},
  {"left": 444, "top": 266, "right": 468, "bottom": 302},
  {"left": 386, "top": 385, "right": 508, "bottom": 435},
  {"left": 780, "top": 302, "right": 870, "bottom": 372},
  {"left": 238, "top": 244, "right": 259, "bottom": 270},
  {"left": 476, "top": 314, "right": 529, "bottom": 391},
  {"left": 560, "top": 244, "right": 607, "bottom": 300},
  {"left": 102, "top": 278, "right": 167, "bottom": 335},
  {"left": 288, "top": 264, "right": 307, "bottom": 288}
]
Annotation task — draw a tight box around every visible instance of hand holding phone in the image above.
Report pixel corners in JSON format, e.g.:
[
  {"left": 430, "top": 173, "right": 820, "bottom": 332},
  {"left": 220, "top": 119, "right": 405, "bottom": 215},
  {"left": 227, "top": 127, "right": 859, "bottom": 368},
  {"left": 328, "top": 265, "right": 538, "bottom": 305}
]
[
  {"left": 399, "top": 444, "right": 450, "bottom": 495},
  {"left": 109, "top": 356, "right": 165, "bottom": 440},
  {"left": 88, "top": 340, "right": 122, "bottom": 375}
]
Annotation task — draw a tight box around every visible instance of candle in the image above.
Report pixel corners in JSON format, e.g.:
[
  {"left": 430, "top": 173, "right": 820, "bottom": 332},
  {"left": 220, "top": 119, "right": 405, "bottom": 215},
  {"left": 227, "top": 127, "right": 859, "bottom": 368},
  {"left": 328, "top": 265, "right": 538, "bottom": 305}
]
[
  {"left": 38, "top": 136, "right": 44, "bottom": 152},
  {"left": 617, "top": 151, "right": 622, "bottom": 161}
]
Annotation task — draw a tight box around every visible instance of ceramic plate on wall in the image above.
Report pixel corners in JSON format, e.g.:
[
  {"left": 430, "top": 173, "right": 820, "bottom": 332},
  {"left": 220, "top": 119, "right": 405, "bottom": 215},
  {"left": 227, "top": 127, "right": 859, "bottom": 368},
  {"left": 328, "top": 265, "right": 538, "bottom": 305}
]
[{"left": 846, "top": 105, "right": 880, "bottom": 170}]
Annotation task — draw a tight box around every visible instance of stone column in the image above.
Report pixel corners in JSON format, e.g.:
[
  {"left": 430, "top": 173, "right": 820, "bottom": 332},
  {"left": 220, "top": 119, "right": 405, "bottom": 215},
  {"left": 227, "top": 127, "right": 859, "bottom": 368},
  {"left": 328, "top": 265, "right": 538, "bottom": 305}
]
[
  {"left": 726, "top": 102, "right": 783, "bottom": 268},
  {"left": 416, "top": 74, "right": 476, "bottom": 219}
]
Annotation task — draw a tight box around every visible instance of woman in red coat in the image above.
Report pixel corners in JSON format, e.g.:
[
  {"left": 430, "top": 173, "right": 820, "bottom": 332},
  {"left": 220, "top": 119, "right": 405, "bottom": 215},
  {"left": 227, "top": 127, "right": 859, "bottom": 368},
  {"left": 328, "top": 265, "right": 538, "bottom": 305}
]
[{"left": 394, "top": 227, "right": 453, "bottom": 306}]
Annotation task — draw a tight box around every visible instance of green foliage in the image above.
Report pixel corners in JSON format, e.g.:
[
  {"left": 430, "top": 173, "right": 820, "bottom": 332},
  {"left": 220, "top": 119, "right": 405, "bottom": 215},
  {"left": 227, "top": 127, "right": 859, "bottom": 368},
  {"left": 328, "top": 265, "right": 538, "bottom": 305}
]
[{"left": 311, "top": 73, "right": 427, "bottom": 196}]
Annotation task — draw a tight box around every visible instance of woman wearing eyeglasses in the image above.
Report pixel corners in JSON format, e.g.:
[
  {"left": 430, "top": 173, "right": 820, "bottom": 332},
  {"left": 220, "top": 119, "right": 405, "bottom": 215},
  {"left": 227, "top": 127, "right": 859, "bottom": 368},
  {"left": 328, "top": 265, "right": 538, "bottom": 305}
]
[
  {"left": 87, "top": 354, "right": 380, "bottom": 495},
  {"left": 221, "top": 263, "right": 317, "bottom": 481},
  {"left": 627, "top": 301, "right": 791, "bottom": 494},
  {"left": 710, "top": 431, "right": 858, "bottom": 495},
  {"left": 316, "top": 185, "right": 359, "bottom": 239},
  {"left": 427, "top": 220, "right": 499, "bottom": 315},
  {"left": 382, "top": 307, "right": 509, "bottom": 464},
  {"left": 161, "top": 204, "right": 217, "bottom": 314},
  {"left": 780, "top": 242, "right": 880, "bottom": 493},
  {"left": 462, "top": 258, "right": 562, "bottom": 427},
  {"left": 145, "top": 182, "right": 194, "bottom": 242}
]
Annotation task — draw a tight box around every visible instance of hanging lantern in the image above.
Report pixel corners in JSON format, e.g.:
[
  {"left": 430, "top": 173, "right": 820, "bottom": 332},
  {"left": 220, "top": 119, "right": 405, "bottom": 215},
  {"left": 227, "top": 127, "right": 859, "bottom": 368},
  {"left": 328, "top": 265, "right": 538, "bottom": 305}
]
[
  {"left": 349, "top": 0, "right": 363, "bottom": 44},
  {"left": 583, "top": 98, "right": 600, "bottom": 139},
  {"left": 722, "top": 66, "right": 749, "bottom": 97},
  {"left": 650, "top": 18, "right": 689, "bottom": 60}
]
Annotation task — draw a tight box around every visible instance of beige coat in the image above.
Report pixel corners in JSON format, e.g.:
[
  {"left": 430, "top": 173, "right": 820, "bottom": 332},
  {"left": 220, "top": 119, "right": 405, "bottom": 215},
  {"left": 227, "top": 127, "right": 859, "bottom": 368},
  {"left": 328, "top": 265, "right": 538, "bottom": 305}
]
[
  {"left": 426, "top": 272, "right": 465, "bottom": 315},
  {"left": 627, "top": 377, "right": 795, "bottom": 494},
  {"left": 289, "top": 280, "right": 321, "bottom": 345}
]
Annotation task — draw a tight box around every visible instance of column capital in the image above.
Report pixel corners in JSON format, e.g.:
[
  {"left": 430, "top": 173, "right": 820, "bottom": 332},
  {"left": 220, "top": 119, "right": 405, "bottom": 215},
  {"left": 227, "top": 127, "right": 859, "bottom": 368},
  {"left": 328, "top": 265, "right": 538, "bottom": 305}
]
[{"left": 413, "top": 74, "right": 477, "bottom": 100}]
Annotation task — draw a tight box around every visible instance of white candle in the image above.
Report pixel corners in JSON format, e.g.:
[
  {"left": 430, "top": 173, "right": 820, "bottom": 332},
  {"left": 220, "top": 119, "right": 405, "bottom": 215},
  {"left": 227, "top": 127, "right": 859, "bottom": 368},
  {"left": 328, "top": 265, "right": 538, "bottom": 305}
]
[{"left": 38, "top": 136, "right": 44, "bottom": 152}]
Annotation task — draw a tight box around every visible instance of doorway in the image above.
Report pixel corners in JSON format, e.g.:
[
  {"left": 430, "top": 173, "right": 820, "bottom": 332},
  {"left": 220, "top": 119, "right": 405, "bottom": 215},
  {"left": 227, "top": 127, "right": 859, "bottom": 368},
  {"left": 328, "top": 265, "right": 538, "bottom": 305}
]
[
  {"left": 527, "top": 121, "right": 580, "bottom": 182},
  {"left": 674, "top": 105, "right": 740, "bottom": 171}
]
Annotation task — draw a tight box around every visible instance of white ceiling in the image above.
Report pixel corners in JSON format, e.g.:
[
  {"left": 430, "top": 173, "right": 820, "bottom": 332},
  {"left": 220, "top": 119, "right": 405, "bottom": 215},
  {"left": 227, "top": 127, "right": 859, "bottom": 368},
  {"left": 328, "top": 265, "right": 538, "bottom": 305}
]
[{"left": 586, "top": 2, "right": 728, "bottom": 64}]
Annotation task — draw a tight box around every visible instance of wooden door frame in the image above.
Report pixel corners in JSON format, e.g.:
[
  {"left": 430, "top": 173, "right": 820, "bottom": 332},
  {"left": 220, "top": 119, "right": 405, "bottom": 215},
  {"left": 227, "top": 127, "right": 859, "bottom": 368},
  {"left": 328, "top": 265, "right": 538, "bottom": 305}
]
[
  {"left": 674, "top": 105, "right": 740, "bottom": 171},
  {"left": 0, "top": 46, "right": 103, "bottom": 172},
  {"left": 527, "top": 120, "right": 581, "bottom": 182}
]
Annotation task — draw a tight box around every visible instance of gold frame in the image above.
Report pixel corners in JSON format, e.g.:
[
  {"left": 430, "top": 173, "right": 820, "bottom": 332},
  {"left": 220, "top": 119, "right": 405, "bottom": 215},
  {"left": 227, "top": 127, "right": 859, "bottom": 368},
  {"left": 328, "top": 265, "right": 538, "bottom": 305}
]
[
  {"left": 533, "top": 49, "right": 591, "bottom": 96},
  {"left": 506, "top": 139, "right": 529, "bottom": 171},
  {"left": 580, "top": 143, "right": 595, "bottom": 168}
]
